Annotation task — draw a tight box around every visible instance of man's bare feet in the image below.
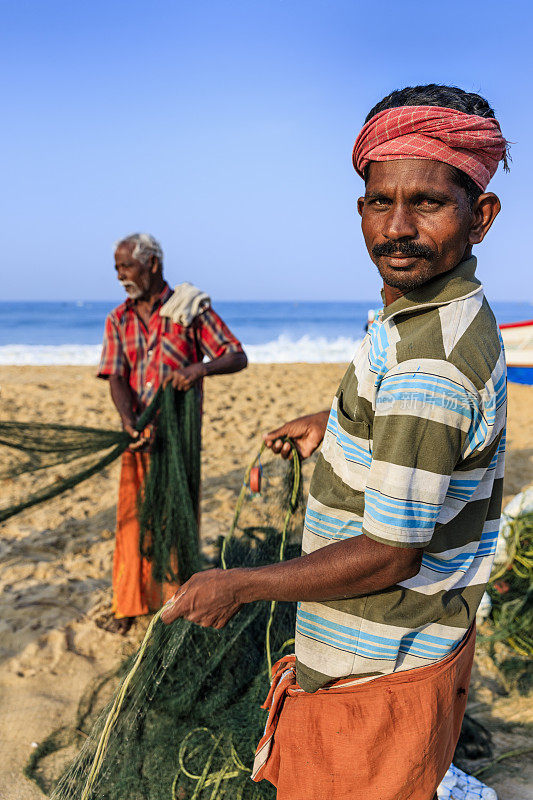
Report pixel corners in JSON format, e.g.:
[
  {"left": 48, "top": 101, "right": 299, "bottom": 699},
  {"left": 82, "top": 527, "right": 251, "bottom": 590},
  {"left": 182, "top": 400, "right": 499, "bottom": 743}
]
[{"left": 95, "top": 614, "right": 134, "bottom": 635}]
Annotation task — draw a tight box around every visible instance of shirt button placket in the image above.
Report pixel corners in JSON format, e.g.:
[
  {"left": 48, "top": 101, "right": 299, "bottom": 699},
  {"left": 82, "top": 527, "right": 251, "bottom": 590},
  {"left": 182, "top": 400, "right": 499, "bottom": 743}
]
[{"left": 145, "top": 342, "right": 155, "bottom": 396}]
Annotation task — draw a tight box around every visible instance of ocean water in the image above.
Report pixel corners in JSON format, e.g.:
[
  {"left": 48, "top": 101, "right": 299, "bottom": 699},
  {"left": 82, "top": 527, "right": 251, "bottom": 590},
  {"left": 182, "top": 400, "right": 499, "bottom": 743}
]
[{"left": 0, "top": 300, "right": 531, "bottom": 365}]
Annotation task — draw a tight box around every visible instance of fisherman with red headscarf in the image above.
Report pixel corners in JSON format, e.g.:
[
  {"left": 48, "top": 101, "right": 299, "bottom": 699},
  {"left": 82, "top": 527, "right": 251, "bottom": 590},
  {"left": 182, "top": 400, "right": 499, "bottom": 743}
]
[{"left": 162, "top": 85, "right": 509, "bottom": 800}]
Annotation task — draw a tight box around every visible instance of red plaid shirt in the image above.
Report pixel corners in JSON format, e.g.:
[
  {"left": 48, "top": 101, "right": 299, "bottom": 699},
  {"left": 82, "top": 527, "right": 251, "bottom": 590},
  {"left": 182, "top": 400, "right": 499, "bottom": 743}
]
[{"left": 98, "top": 284, "right": 243, "bottom": 410}]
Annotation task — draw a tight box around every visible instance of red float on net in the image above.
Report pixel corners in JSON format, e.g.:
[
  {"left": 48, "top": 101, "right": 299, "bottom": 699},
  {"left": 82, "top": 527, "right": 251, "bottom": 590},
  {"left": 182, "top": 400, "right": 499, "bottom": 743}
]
[{"left": 249, "top": 466, "right": 262, "bottom": 494}]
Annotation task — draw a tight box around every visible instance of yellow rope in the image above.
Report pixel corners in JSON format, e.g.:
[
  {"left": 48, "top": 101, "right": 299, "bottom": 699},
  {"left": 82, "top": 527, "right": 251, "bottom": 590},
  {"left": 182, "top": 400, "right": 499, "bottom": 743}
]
[
  {"left": 79, "top": 607, "right": 165, "bottom": 800},
  {"left": 174, "top": 728, "right": 251, "bottom": 798}
]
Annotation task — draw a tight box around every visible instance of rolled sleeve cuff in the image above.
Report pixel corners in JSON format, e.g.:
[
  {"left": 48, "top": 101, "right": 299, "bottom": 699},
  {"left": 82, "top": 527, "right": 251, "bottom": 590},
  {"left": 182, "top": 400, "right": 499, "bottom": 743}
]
[
  {"left": 96, "top": 364, "right": 128, "bottom": 380},
  {"left": 362, "top": 526, "right": 429, "bottom": 549}
]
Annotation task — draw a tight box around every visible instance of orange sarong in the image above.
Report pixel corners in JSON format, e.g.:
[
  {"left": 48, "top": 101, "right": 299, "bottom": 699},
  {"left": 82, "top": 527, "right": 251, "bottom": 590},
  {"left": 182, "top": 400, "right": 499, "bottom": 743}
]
[
  {"left": 253, "top": 623, "right": 475, "bottom": 800},
  {"left": 112, "top": 451, "right": 179, "bottom": 619}
]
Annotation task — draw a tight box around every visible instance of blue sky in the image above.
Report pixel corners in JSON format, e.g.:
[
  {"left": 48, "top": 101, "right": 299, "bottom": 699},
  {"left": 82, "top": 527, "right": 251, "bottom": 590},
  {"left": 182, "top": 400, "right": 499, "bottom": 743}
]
[{"left": 1, "top": 0, "right": 531, "bottom": 303}]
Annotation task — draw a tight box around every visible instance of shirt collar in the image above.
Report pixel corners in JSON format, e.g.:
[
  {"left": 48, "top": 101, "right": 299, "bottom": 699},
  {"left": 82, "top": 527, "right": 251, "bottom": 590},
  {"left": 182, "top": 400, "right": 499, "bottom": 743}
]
[
  {"left": 125, "top": 281, "right": 173, "bottom": 312},
  {"left": 381, "top": 257, "right": 482, "bottom": 322}
]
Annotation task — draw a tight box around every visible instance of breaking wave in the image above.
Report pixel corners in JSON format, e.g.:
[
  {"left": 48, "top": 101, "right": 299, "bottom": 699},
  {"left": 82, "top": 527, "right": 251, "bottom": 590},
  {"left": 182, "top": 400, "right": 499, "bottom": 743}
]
[{"left": 0, "top": 335, "right": 361, "bottom": 366}]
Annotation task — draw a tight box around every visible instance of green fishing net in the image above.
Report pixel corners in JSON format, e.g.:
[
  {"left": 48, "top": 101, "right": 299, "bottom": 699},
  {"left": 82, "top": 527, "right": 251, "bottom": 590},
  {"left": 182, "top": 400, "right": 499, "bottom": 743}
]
[
  {"left": 484, "top": 511, "right": 533, "bottom": 657},
  {"left": 0, "top": 386, "right": 201, "bottom": 584},
  {"left": 18, "top": 388, "right": 530, "bottom": 798},
  {"left": 26, "top": 441, "right": 304, "bottom": 800},
  {"left": 138, "top": 387, "right": 201, "bottom": 584}
]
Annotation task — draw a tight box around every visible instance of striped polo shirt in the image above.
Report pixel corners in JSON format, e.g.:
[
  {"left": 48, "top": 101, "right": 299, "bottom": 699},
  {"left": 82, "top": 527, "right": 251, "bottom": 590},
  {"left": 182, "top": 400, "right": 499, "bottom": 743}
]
[{"left": 295, "top": 257, "right": 507, "bottom": 693}]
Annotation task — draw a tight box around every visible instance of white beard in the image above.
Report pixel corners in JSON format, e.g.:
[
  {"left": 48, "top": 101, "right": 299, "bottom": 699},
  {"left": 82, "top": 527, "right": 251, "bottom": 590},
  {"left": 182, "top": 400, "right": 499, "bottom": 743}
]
[{"left": 120, "top": 281, "right": 144, "bottom": 300}]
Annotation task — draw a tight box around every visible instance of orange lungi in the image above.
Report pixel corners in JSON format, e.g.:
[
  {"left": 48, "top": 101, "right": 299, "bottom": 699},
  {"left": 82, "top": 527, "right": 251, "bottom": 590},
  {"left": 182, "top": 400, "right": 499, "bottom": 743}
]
[
  {"left": 253, "top": 623, "right": 475, "bottom": 800},
  {"left": 112, "top": 451, "right": 180, "bottom": 619}
]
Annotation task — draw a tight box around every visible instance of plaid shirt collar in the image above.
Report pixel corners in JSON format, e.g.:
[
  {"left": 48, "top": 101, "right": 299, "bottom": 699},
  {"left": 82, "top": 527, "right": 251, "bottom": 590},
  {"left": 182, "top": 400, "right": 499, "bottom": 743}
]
[{"left": 124, "top": 282, "right": 173, "bottom": 315}]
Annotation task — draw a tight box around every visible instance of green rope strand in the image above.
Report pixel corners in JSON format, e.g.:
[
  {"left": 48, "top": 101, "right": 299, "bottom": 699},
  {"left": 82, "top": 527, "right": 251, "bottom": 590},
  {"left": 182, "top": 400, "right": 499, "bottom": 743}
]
[
  {"left": 472, "top": 745, "right": 533, "bottom": 779},
  {"left": 221, "top": 444, "right": 267, "bottom": 570},
  {"left": 265, "top": 441, "right": 300, "bottom": 675},
  {"left": 219, "top": 437, "right": 301, "bottom": 673}
]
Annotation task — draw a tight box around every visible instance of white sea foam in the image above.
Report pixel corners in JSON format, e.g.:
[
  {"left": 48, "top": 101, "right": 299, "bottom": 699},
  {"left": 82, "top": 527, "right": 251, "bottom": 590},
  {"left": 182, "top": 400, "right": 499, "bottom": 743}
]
[
  {"left": 0, "top": 344, "right": 103, "bottom": 365},
  {"left": 244, "top": 335, "right": 361, "bottom": 363},
  {"left": 0, "top": 335, "right": 362, "bottom": 366}
]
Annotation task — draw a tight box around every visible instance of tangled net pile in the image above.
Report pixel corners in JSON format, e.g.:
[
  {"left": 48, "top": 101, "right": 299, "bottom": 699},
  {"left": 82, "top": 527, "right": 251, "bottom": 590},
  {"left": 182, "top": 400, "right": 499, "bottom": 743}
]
[
  {"left": 0, "top": 386, "right": 201, "bottom": 584},
  {"left": 484, "top": 510, "right": 533, "bottom": 657},
  {"left": 26, "top": 440, "right": 304, "bottom": 800}
]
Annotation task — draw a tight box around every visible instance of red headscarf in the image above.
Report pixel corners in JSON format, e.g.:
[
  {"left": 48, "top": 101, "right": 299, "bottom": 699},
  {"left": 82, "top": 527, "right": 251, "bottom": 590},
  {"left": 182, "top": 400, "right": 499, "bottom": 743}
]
[{"left": 352, "top": 105, "right": 508, "bottom": 191}]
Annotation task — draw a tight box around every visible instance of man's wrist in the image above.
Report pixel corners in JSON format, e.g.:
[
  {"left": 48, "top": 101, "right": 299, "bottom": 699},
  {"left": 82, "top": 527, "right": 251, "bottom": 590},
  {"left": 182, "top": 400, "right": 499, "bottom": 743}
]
[
  {"left": 311, "top": 410, "right": 329, "bottom": 438},
  {"left": 228, "top": 567, "right": 262, "bottom": 605}
]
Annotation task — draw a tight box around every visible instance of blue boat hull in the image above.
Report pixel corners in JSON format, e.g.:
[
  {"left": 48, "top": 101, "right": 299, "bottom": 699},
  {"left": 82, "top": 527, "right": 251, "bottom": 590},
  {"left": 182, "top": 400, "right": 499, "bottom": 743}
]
[{"left": 507, "top": 366, "right": 533, "bottom": 385}]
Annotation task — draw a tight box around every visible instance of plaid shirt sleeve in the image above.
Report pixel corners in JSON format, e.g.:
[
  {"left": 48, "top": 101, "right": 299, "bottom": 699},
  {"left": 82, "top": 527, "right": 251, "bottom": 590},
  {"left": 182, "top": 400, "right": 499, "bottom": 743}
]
[
  {"left": 97, "top": 313, "right": 128, "bottom": 379},
  {"left": 195, "top": 306, "right": 244, "bottom": 360}
]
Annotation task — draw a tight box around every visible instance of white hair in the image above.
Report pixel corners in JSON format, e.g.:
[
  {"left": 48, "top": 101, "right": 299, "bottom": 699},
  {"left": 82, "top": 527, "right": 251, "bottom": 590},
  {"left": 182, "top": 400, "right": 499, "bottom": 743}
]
[{"left": 114, "top": 233, "right": 164, "bottom": 267}]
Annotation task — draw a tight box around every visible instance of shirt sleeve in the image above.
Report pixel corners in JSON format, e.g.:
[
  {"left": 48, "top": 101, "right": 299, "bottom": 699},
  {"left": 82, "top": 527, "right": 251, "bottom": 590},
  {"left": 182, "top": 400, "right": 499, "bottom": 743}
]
[
  {"left": 97, "top": 313, "right": 128, "bottom": 379},
  {"left": 362, "top": 361, "right": 479, "bottom": 549},
  {"left": 194, "top": 306, "right": 244, "bottom": 360}
]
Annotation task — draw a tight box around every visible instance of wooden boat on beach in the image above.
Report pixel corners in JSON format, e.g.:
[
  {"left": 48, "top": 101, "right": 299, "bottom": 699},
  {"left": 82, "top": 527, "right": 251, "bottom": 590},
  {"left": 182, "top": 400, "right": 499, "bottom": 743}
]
[{"left": 500, "top": 319, "right": 533, "bottom": 385}]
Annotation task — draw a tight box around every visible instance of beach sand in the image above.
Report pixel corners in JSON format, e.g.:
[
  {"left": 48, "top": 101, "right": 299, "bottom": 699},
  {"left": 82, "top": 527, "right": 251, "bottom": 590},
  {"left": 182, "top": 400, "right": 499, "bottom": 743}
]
[{"left": 0, "top": 365, "right": 532, "bottom": 799}]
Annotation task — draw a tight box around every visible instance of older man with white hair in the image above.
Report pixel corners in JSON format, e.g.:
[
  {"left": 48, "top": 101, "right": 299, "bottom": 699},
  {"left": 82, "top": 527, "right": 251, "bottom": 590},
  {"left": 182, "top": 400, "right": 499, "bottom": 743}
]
[{"left": 98, "top": 233, "right": 247, "bottom": 633}]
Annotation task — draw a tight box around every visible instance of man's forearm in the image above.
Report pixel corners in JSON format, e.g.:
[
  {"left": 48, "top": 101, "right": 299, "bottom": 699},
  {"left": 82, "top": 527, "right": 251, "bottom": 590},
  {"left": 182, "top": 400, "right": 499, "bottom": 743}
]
[
  {"left": 161, "top": 532, "right": 423, "bottom": 629},
  {"left": 109, "top": 375, "right": 136, "bottom": 427},
  {"left": 231, "top": 534, "right": 422, "bottom": 604},
  {"left": 203, "top": 350, "right": 247, "bottom": 377}
]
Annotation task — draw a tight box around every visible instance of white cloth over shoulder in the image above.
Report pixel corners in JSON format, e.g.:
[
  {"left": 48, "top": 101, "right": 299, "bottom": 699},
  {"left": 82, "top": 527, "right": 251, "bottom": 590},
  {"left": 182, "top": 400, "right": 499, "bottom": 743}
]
[{"left": 159, "top": 283, "right": 211, "bottom": 326}]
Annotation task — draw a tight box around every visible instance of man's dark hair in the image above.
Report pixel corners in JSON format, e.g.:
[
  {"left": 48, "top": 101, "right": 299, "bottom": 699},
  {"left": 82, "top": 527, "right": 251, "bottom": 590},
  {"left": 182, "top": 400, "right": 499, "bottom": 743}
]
[{"left": 363, "top": 84, "right": 497, "bottom": 206}]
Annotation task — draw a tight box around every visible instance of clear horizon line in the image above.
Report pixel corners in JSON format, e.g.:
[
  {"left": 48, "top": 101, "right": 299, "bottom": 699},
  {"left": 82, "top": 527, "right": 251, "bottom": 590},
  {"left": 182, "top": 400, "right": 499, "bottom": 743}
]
[
  {"left": 0, "top": 298, "right": 382, "bottom": 305},
  {"left": 1, "top": 298, "right": 531, "bottom": 305}
]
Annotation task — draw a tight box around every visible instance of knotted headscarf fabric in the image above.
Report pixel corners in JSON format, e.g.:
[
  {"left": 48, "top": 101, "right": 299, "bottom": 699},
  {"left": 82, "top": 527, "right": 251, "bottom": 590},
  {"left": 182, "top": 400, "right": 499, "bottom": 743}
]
[{"left": 352, "top": 105, "right": 508, "bottom": 191}]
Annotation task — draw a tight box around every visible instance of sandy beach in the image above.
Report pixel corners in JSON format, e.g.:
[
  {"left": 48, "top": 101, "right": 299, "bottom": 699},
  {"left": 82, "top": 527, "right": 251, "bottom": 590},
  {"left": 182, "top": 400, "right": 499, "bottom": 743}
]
[{"left": 0, "top": 364, "right": 532, "bottom": 799}]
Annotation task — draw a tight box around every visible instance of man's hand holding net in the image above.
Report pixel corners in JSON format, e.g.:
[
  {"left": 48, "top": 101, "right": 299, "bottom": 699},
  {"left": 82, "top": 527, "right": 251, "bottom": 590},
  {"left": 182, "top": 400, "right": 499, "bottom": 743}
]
[{"left": 263, "top": 410, "right": 329, "bottom": 460}]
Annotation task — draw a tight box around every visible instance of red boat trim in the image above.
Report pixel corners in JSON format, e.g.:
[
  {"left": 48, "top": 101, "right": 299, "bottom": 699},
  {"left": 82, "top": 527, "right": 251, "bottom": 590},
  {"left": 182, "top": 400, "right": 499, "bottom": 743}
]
[{"left": 499, "top": 319, "right": 533, "bottom": 329}]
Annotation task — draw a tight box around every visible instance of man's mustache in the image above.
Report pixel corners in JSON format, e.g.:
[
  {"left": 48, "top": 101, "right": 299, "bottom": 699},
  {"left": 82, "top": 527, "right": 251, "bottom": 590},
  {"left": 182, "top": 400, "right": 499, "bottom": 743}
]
[
  {"left": 119, "top": 280, "right": 144, "bottom": 298},
  {"left": 372, "top": 241, "right": 435, "bottom": 260}
]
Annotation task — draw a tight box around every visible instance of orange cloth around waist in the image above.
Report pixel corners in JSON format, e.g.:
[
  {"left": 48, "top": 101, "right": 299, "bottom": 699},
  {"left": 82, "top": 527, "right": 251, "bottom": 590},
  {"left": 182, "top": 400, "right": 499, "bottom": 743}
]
[
  {"left": 112, "top": 451, "right": 180, "bottom": 619},
  {"left": 252, "top": 623, "right": 475, "bottom": 800}
]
